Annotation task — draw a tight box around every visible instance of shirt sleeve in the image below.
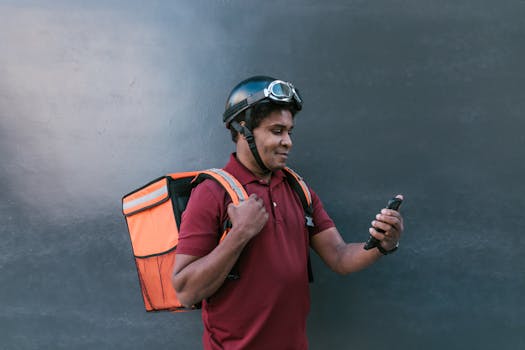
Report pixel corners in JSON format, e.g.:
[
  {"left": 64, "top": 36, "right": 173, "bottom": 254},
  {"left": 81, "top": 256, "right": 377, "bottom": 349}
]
[
  {"left": 309, "top": 187, "right": 335, "bottom": 236},
  {"left": 176, "top": 180, "right": 226, "bottom": 257}
]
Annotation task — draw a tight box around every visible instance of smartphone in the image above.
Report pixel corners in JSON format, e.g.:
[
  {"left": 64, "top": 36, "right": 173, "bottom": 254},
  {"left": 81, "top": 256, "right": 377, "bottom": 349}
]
[{"left": 363, "top": 197, "right": 403, "bottom": 250}]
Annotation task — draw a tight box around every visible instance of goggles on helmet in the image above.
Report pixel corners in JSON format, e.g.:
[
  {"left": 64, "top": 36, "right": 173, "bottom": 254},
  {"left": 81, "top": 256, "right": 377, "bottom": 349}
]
[
  {"left": 224, "top": 79, "right": 303, "bottom": 126},
  {"left": 264, "top": 80, "right": 302, "bottom": 104}
]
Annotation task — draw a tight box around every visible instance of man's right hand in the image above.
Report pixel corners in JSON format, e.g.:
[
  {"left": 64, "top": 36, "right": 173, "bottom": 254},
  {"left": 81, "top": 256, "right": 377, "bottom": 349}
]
[{"left": 227, "top": 194, "right": 268, "bottom": 240}]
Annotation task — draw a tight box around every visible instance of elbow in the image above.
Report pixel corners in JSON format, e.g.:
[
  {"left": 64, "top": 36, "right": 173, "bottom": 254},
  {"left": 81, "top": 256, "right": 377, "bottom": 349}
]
[
  {"left": 335, "top": 267, "right": 356, "bottom": 276},
  {"left": 177, "top": 294, "right": 197, "bottom": 310},
  {"left": 332, "top": 257, "right": 361, "bottom": 275},
  {"left": 172, "top": 272, "right": 199, "bottom": 308},
  {"left": 331, "top": 257, "right": 358, "bottom": 276},
  {"left": 333, "top": 265, "right": 351, "bottom": 276}
]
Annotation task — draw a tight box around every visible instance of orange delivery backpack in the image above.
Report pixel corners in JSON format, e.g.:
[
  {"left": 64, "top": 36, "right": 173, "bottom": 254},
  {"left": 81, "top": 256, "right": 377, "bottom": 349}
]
[{"left": 121, "top": 167, "right": 314, "bottom": 312}]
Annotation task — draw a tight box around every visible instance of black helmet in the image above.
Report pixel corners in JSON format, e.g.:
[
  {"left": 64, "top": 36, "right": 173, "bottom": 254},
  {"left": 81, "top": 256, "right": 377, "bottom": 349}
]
[
  {"left": 223, "top": 75, "right": 302, "bottom": 128},
  {"left": 222, "top": 75, "right": 302, "bottom": 174}
]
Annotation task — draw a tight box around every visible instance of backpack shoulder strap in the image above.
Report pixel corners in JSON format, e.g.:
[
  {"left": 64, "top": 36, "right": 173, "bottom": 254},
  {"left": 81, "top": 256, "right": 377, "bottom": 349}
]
[
  {"left": 282, "top": 167, "right": 316, "bottom": 283},
  {"left": 192, "top": 168, "right": 248, "bottom": 206},
  {"left": 192, "top": 168, "right": 248, "bottom": 244},
  {"left": 192, "top": 168, "right": 248, "bottom": 280},
  {"left": 282, "top": 167, "right": 314, "bottom": 228}
]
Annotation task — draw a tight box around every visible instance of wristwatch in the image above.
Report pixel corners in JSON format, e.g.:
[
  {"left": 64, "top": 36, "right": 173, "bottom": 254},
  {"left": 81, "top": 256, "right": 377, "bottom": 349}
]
[{"left": 377, "top": 241, "right": 399, "bottom": 255}]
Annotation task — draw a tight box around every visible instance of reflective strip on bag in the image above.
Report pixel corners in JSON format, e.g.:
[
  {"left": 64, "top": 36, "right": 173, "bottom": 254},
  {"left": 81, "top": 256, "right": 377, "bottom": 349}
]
[
  {"left": 196, "top": 168, "right": 248, "bottom": 205},
  {"left": 122, "top": 178, "right": 169, "bottom": 216},
  {"left": 123, "top": 185, "right": 167, "bottom": 211}
]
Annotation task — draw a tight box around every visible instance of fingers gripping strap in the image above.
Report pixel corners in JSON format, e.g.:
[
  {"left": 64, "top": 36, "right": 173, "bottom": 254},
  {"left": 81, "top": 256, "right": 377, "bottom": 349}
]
[{"left": 193, "top": 169, "right": 248, "bottom": 251}]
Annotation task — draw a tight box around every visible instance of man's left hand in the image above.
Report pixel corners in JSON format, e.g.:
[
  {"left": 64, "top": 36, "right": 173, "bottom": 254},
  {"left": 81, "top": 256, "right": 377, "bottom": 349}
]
[{"left": 369, "top": 194, "right": 404, "bottom": 251}]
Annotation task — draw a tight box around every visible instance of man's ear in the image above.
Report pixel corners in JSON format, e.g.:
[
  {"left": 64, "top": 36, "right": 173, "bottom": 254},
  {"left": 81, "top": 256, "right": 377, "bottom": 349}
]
[{"left": 239, "top": 121, "right": 247, "bottom": 139}]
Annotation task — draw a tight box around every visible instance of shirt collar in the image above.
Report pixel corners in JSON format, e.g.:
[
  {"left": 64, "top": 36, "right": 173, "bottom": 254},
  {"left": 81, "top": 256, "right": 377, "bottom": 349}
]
[{"left": 224, "top": 153, "right": 285, "bottom": 187}]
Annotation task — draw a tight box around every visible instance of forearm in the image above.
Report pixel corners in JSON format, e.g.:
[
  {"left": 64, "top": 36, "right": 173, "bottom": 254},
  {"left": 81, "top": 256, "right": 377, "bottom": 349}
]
[
  {"left": 172, "top": 229, "right": 250, "bottom": 307},
  {"left": 312, "top": 228, "right": 385, "bottom": 275},
  {"left": 313, "top": 204, "right": 404, "bottom": 275},
  {"left": 334, "top": 242, "right": 383, "bottom": 275}
]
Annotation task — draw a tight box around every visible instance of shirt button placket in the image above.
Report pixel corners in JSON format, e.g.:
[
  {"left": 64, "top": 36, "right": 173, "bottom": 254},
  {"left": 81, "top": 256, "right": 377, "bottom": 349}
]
[{"left": 269, "top": 188, "right": 281, "bottom": 224}]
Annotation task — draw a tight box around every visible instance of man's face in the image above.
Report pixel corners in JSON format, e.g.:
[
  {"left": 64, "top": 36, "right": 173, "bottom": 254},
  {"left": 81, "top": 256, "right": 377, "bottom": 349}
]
[{"left": 252, "top": 108, "right": 294, "bottom": 171}]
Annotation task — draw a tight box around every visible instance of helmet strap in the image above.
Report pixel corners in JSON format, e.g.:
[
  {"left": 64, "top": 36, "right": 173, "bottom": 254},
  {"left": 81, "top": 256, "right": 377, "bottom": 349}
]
[{"left": 230, "top": 120, "right": 271, "bottom": 174}]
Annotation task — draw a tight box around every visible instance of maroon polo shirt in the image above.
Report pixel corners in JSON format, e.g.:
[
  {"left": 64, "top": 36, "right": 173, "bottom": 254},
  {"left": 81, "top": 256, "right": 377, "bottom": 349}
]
[{"left": 177, "top": 154, "right": 334, "bottom": 350}]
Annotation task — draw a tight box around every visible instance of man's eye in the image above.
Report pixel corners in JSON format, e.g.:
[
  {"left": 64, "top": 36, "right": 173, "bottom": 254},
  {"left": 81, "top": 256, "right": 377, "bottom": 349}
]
[{"left": 272, "top": 129, "right": 283, "bottom": 134}]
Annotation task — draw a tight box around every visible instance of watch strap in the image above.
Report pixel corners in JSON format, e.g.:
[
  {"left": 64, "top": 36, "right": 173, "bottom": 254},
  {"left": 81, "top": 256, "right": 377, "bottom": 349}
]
[{"left": 377, "top": 241, "right": 399, "bottom": 255}]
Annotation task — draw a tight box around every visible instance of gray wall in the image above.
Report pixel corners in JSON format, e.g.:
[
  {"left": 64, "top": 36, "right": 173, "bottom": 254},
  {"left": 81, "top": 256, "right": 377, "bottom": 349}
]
[{"left": 1, "top": 1, "right": 524, "bottom": 349}]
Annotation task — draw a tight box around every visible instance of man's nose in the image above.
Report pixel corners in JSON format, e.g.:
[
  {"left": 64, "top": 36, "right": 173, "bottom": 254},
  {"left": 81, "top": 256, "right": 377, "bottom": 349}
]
[{"left": 281, "top": 133, "right": 292, "bottom": 147}]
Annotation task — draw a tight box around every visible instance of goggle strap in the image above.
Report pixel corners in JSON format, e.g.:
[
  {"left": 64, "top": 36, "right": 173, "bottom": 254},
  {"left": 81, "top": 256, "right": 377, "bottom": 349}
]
[
  {"left": 224, "top": 90, "right": 265, "bottom": 123},
  {"left": 246, "top": 90, "right": 266, "bottom": 105},
  {"left": 224, "top": 100, "right": 248, "bottom": 123}
]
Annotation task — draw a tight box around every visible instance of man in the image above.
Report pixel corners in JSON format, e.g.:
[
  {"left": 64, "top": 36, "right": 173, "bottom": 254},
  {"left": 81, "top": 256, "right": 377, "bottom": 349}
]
[{"left": 172, "top": 76, "right": 404, "bottom": 349}]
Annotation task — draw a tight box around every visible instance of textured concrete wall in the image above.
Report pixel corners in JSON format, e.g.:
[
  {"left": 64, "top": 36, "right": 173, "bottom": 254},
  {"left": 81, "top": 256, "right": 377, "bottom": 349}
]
[{"left": 1, "top": 1, "right": 524, "bottom": 349}]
